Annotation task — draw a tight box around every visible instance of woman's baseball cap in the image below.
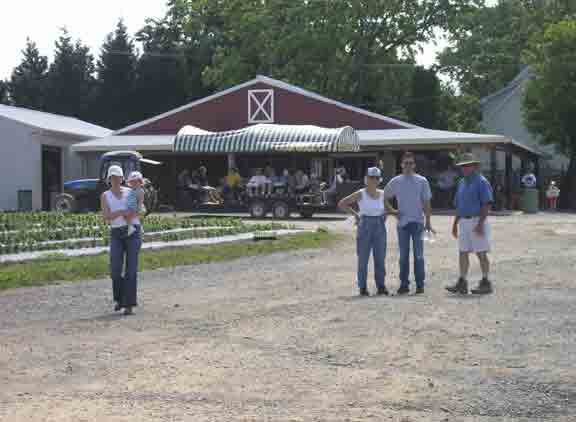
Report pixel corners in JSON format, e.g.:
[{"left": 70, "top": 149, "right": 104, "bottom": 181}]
[
  {"left": 107, "top": 165, "right": 124, "bottom": 179},
  {"left": 366, "top": 167, "right": 382, "bottom": 178}
]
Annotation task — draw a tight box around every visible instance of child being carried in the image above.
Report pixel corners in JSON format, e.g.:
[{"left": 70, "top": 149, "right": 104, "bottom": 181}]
[{"left": 126, "top": 171, "right": 146, "bottom": 236}]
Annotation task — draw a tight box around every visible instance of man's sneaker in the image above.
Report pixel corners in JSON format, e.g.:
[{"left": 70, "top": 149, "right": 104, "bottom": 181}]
[
  {"left": 471, "top": 279, "right": 493, "bottom": 295},
  {"left": 446, "top": 278, "right": 468, "bottom": 294},
  {"left": 127, "top": 225, "right": 136, "bottom": 237},
  {"left": 376, "top": 287, "right": 389, "bottom": 296},
  {"left": 359, "top": 288, "right": 370, "bottom": 297},
  {"left": 396, "top": 287, "right": 410, "bottom": 295},
  {"left": 415, "top": 287, "right": 425, "bottom": 295}
]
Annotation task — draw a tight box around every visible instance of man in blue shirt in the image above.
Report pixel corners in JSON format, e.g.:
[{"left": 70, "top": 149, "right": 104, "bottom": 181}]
[{"left": 446, "top": 153, "right": 494, "bottom": 295}]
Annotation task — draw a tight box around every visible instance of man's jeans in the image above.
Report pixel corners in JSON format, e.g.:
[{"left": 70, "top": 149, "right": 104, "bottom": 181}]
[
  {"left": 110, "top": 225, "right": 142, "bottom": 307},
  {"left": 397, "top": 222, "right": 425, "bottom": 289},
  {"left": 356, "top": 215, "right": 387, "bottom": 290}
]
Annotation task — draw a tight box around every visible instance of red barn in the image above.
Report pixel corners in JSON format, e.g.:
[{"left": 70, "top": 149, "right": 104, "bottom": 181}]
[{"left": 74, "top": 75, "right": 538, "bottom": 209}]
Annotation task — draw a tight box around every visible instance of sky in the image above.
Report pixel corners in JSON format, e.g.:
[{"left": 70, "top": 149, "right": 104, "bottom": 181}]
[{"left": 0, "top": 0, "right": 446, "bottom": 80}]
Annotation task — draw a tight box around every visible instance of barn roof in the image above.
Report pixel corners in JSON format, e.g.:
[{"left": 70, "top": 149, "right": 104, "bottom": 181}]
[{"left": 112, "top": 75, "right": 416, "bottom": 135}]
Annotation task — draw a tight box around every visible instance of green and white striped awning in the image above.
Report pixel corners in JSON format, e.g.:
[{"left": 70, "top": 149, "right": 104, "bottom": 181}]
[{"left": 173, "top": 124, "right": 360, "bottom": 154}]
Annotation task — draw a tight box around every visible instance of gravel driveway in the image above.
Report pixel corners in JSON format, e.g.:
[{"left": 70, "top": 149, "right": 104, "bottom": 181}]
[{"left": 1, "top": 214, "right": 576, "bottom": 421}]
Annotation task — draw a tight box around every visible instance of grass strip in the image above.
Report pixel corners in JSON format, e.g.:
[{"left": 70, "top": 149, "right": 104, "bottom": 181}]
[{"left": 0, "top": 230, "right": 337, "bottom": 291}]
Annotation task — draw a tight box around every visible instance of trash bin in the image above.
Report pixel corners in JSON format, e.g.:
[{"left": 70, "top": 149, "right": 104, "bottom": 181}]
[
  {"left": 17, "top": 190, "right": 33, "bottom": 211},
  {"left": 520, "top": 188, "right": 539, "bottom": 214}
]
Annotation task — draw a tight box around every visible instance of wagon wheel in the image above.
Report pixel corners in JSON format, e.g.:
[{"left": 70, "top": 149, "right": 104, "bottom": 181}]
[
  {"left": 249, "top": 200, "right": 268, "bottom": 218},
  {"left": 272, "top": 201, "right": 290, "bottom": 219}
]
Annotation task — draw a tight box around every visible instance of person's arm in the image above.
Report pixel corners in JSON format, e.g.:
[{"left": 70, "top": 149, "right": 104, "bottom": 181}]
[
  {"left": 125, "top": 190, "right": 146, "bottom": 220},
  {"left": 452, "top": 182, "right": 460, "bottom": 239},
  {"left": 382, "top": 179, "right": 398, "bottom": 217},
  {"left": 452, "top": 215, "right": 460, "bottom": 239},
  {"left": 474, "top": 179, "right": 494, "bottom": 236},
  {"left": 338, "top": 190, "right": 362, "bottom": 221},
  {"left": 100, "top": 192, "right": 123, "bottom": 223},
  {"left": 422, "top": 179, "right": 434, "bottom": 232}
]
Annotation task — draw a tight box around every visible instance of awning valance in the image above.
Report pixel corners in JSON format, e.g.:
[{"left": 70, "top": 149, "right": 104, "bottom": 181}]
[{"left": 173, "top": 124, "right": 360, "bottom": 154}]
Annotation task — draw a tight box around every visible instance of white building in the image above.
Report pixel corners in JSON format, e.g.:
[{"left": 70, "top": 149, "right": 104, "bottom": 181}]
[
  {"left": 480, "top": 67, "right": 569, "bottom": 177},
  {"left": 0, "top": 105, "right": 111, "bottom": 211}
]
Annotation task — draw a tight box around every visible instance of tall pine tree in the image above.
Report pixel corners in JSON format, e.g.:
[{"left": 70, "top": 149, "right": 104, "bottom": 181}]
[
  {"left": 93, "top": 20, "right": 138, "bottom": 129},
  {"left": 9, "top": 39, "right": 48, "bottom": 110},
  {"left": 45, "top": 29, "right": 96, "bottom": 120},
  {"left": 132, "top": 25, "right": 189, "bottom": 121},
  {"left": 0, "top": 80, "right": 9, "bottom": 105},
  {"left": 406, "top": 67, "right": 443, "bottom": 129}
]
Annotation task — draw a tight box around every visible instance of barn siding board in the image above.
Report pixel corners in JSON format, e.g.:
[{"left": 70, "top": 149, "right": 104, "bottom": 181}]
[{"left": 123, "top": 82, "right": 406, "bottom": 135}]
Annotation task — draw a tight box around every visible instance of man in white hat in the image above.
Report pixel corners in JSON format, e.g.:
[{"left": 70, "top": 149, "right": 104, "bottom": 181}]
[{"left": 446, "top": 153, "right": 494, "bottom": 295}]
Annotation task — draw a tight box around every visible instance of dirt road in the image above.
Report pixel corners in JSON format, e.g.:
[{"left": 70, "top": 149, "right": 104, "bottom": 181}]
[{"left": 1, "top": 214, "right": 576, "bottom": 421}]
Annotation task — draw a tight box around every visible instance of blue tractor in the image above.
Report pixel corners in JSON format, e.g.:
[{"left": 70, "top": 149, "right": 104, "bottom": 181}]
[{"left": 53, "top": 151, "right": 160, "bottom": 214}]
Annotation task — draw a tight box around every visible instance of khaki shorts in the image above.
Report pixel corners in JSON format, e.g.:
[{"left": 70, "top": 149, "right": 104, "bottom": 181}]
[{"left": 459, "top": 217, "right": 491, "bottom": 253}]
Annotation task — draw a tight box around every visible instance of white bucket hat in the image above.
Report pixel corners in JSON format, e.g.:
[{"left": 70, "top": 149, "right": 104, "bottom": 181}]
[{"left": 107, "top": 165, "right": 124, "bottom": 179}]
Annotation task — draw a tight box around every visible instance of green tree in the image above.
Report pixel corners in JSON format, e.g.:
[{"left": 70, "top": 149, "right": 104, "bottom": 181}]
[
  {"left": 45, "top": 29, "right": 96, "bottom": 120},
  {"left": 9, "top": 39, "right": 48, "bottom": 110},
  {"left": 0, "top": 80, "right": 9, "bottom": 105},
  {"left": 439, "top": 0, "right": 576, "bottom": 99},
  {"left": 170, "top": 0, "right": 478, "bottom": 111},
  {"left": 94, "top": 20, "right": 138, "bottom": 129},
  {"left": 133, "top": 20, "right": 190, "bottom": 121},
  {"left": 522, "top": 19, "right": 576, "bottom": 208},
  {"left": 438, "top": 86, "right": 482, "bottom": 132},
  {"left": 406, "top": 66, "right": 442, "bottom": 129}
]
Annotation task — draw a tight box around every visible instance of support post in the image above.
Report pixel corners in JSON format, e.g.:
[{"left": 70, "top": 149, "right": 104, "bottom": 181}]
[
  {"left": 490, "top": 147, "right": 497, "bottom": 187},
  {"left": 505, "top": 150, "right": 513, "bottom": 210}
]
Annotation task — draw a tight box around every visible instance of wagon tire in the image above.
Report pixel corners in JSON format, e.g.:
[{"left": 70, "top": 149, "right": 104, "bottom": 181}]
[
  {"left": 271, "top": 201, "right": 291, "bottom": 219},
  {"left": 249, "top": 200, "right": 268, "bottom": 218},
  {"left": 53, "top": 194, "right": 76, "bottom": 213}
]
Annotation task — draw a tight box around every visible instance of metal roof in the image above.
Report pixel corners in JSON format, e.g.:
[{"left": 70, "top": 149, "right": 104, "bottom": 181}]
[
  {"left": 173, "top": 124, "right": 360, "bottom": 153},
  {"left": 358, "top": 128, "right": 541, "bottom": 155},
  {"left": 0, "top": 105, "right": 111, "bottom": 139},
  {"left": 71, "top": 135, "right": 173, "bottom": 152}
]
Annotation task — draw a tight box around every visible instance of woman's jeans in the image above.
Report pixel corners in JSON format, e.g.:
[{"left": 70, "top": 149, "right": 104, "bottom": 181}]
[
  {"left": 397, "top": 222, "right": 425, "bottom": 289},
  {"left": 356, "top": 215, "right": 387, "bottom": 290},
  {"left": 110, "top": 225, "right": 142, "bottom": 307}
]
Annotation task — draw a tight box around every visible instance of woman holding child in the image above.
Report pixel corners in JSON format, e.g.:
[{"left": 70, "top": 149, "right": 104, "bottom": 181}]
[{"left": 100, "top": 165, "right": 145, "bottom": 315}]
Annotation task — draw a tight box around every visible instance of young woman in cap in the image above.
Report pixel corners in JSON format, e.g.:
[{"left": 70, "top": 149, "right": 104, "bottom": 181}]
[
  {"left": 338, "top": 167, "right": 389, "bottom": 296},
  {"left": 100, "top": 165, "right": 143, "bottom": 315}
]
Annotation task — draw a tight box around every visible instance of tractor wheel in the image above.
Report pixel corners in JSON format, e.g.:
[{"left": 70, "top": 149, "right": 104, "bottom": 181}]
[
  {"left": 249, "top": 200, "right": 268, "bottom": 218},
  {"left": 272, "top": 201, "right": 290, "bottom": 219},
  {"left": 53, "top": 194, "right": 76, "bottom": 213},
  {"left": 143, "top": 183, "right": 158, "bottom": 216}
]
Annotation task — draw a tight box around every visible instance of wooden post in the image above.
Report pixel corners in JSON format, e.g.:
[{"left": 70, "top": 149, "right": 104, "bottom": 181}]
[
  {"left": 490, "top": 146, "right": 497, "bottom": 187},
  {"left": 533, "top": 156, "right": 540, "bottom": 185},
  {"left": 505, "top": 150, "right": 513, "bottom": 210}
]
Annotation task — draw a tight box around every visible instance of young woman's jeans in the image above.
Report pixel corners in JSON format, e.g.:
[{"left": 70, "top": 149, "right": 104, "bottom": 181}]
[
  {"left": 356, "top": 215, "right": 387, "bottom": 290},
  {"left": 110, "top": 225, "right": 142, "bottom": 307},
  {"left": 397, "top": 222, "right": 425, "bottom": 289}
]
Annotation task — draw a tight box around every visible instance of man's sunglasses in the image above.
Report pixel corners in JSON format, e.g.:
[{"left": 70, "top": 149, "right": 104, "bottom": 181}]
[{"left": 403, "top": 161, "right": 416, "bottom": 165}]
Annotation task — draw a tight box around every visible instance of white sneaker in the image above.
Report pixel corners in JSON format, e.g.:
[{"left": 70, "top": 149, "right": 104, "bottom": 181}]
[{"left": 127, "top": 225, "right": 135, "bottom": 237}]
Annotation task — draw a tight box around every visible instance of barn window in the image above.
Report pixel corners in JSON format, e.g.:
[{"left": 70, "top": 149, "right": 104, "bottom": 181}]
[{"left": 248, "top": 89, "right": 274, "bottom": 123}]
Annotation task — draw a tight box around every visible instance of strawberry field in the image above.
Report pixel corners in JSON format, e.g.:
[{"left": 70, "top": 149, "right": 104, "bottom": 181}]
[{"left": 0, "top": 212, "right": 289, "bottom": 256}]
